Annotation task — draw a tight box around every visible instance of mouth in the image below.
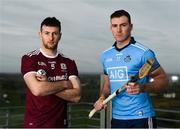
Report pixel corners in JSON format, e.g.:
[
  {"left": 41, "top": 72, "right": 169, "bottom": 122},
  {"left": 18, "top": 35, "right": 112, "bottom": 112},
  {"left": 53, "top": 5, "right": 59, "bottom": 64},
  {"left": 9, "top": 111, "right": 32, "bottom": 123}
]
[
  {"left": 48, "top": 41, "right": 55, "bottom": 45},
  {"left": 115, "top": 35, "right": 123, "bottom": 39},
  {"left": 116, "top": 34, "right": 122, "bottom": 37}
]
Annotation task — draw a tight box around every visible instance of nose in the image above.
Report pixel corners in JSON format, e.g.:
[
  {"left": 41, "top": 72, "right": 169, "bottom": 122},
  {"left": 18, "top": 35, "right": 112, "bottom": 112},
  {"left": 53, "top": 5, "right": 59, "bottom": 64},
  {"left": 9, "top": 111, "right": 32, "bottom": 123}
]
[
  {"left": 117, "top": 26, "right": 122, "bottom": 32},
  {"left": 49, "top": 34, "right": 54, "bottom": 40}
]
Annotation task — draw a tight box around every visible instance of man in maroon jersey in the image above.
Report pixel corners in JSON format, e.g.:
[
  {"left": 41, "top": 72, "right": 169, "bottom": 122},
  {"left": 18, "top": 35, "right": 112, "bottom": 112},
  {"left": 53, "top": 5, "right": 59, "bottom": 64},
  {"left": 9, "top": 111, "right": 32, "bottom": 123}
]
[{"left": 21, "top": 17, "right": 81, "bottom": 128}]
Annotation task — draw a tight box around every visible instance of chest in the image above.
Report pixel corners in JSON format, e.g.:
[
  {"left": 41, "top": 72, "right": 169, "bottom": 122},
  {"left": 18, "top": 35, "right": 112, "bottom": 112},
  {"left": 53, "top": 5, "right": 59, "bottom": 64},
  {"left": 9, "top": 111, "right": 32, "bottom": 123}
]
[
  {"left": 36, "top": 57, "right": 69, "bottom": 81},
  {"left": 103, "top": 51, "right": 142, "bottom": 82}
]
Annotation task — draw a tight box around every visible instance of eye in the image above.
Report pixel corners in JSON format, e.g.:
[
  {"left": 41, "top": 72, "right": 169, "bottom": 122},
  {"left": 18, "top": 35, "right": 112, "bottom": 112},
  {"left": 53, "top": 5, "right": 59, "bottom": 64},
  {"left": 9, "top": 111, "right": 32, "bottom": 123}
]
[
  {"left": 112, "top": 24, "right": 117, "bottom": 28},
  {"left": 52, "top": 32, "right": 60, "bottom": 37},
  {"left": 54, "top": 32, "right": 59, "bottom": 36},
  {"left": 44, "top": 32, "right": 49, "bottom": 35},
  {"left": 121, "top": 23, "right": 127, "bottom": 27}
]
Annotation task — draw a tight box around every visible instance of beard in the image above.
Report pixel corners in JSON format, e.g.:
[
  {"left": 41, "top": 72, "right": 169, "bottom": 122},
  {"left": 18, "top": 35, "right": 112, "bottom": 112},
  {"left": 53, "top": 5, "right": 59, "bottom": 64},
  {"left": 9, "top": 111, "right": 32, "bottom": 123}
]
[{"left": 44, "top": 42, "right": 58, "bottom": 51}]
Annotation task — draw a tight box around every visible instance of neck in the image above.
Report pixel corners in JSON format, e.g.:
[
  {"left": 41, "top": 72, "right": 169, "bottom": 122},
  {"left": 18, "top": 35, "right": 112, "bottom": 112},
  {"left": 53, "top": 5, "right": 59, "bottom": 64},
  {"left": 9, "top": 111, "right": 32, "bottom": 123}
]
[
  {"left": 40, "top": 47, "right": 57, "bottom": 57},
  {"left": 116, "top": 36, "right": 131, "bottom": 49}
]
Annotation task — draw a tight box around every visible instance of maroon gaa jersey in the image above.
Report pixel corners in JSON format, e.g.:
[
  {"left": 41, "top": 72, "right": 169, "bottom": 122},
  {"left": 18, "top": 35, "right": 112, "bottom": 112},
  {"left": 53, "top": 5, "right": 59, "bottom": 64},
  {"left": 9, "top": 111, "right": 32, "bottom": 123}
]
[{"left": 21, "top": 49, "right": 78, "bottom": 128}]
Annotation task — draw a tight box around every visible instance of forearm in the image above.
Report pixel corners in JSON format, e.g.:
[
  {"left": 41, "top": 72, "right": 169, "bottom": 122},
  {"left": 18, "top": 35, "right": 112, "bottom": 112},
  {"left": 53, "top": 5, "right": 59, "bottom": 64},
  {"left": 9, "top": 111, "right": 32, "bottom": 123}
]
[
  {"left": 55, "top": 76, "right": 81, "bottom": 103},
  {"left": 94, "top": 77, "right": 110, "bottom": 111},
  {"left": 100, "top": 86, "right": 110, "bottom": 99},
  {"left": 56, "top": 88, "right": 81, "bottom": 103},
  {"left": 24, "top": 73, "right": 71, "bottom": 96},
  {"left": 36, "top": 80, "right": 69, "bottom": 96},
  {"left": 140, "top": 74, "right": 169, "bottom": 93},
  {"left": 99, "top": 75, "right": 110, "bottom": 99}
]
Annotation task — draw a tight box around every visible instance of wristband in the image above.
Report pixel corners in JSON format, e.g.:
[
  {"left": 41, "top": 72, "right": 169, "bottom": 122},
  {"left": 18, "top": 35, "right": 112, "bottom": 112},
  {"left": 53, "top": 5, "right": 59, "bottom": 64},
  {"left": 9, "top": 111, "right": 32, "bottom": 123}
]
[{"left": 99, "top": 95, "right": 105, "bottom": 101}]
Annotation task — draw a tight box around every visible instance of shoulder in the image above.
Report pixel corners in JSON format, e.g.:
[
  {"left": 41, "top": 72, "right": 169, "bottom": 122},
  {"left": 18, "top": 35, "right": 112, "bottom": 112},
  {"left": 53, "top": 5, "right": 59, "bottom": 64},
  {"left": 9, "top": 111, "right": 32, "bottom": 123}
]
[
  {"left": 21, "top": 50, "right": 41, "bottom": 63},
  {"left": 58, "top": 52, "right": 76, "bottom": 63},
  {"left": 130, "top": 41, "right": 150, "bottom": 52},
  {"left": 130, "top": 41, "right": 157, "bottom": 58},
  {"left": 21, "top": 50, "right": 41, "bottom": 66},
  {"left": 101, "top": 46, "right": 115, "bottom": 56}
]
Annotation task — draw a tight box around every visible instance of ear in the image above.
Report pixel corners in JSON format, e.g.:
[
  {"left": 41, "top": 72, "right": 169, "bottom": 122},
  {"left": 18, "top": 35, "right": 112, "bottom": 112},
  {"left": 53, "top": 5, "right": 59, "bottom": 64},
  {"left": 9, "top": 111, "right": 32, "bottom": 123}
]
[
  {"left": 130, "top": 23, "right": 133, "bottom": 30},
  {"left": 38, "top": 31, "right": 42, "bottom": 38},
  {"left": 110, "top": 25, "right": 113, "bottom": 33},
  {"left": 59, "top": 32, "right": 62, "bottom": 38}
]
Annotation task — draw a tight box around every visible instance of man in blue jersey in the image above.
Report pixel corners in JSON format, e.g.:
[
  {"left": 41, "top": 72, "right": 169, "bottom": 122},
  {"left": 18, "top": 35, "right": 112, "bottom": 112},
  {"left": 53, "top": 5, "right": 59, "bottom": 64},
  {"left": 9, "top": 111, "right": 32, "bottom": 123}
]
[{"left": 93, "top": 10, "right": 169, "bottom": 128}]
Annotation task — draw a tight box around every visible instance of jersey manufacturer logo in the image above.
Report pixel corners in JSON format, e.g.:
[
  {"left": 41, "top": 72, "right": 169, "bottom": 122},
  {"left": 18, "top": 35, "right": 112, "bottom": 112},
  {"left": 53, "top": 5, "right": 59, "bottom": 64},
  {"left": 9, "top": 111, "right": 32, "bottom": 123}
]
[
  {"left": 107, "top": 66, "right": 128, "bottom": 82},
  {"left": 38, "top": 61, "right": 47, "bottom": 66},
  {"left": 116, "top": 53, "right": 123, "bottom": 61}
]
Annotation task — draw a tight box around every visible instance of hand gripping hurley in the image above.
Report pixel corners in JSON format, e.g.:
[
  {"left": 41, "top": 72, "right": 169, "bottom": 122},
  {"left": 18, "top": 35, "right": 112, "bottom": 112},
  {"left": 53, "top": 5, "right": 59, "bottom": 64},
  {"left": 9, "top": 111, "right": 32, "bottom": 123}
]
[{"left": 88, "top": 58, "right": 155, "bottom": 119}]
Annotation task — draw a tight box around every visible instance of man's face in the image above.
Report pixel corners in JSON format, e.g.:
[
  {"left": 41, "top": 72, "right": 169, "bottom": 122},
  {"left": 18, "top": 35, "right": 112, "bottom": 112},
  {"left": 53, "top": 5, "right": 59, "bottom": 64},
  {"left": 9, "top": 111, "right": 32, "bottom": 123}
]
[
  {"left": 111, "top": 16, "right": 132, "bottom": 43},
  {"left": 39, "top": 25, "right": 61, "bottom": 50}
]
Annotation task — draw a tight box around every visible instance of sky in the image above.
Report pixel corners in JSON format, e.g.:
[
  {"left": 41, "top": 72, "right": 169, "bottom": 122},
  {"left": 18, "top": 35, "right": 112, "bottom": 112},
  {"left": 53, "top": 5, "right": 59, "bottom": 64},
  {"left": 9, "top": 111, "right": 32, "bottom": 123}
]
[{"left": 0, "top": 0, "right": 180, "bottom": 74}]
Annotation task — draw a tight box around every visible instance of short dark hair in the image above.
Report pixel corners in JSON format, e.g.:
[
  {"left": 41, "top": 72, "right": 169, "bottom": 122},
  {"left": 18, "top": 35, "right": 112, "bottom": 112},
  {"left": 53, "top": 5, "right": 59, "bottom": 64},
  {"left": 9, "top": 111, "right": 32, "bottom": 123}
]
[
  {"left": 40, "top": 17, "right": 61, "bottom": 32},
  {"left": 110, "top": 10, "right": 131, "bottom": 24}
]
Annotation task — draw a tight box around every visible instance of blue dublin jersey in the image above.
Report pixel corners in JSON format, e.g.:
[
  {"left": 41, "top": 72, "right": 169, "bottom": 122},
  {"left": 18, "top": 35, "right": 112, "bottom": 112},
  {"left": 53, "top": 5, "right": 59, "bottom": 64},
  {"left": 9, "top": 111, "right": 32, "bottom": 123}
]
[{"left": 100, "top": 37, "right": 160, "bottom": 120}]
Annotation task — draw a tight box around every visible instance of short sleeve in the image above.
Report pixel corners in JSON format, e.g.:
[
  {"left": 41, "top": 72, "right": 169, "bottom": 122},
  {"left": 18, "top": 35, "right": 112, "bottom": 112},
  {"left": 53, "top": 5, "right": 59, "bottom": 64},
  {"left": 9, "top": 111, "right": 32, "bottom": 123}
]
[
  {"left": 68, "top": 60, "right": 79, "bottom": 77},
  {"left": 100, "top": 54, "right": 108, "bottom": 75},
  {"left": 141, "top": 49, "right": 160, "bottom": 72},
  {"left": 21, "top": 55, "right": 37, "bottom": 76}
]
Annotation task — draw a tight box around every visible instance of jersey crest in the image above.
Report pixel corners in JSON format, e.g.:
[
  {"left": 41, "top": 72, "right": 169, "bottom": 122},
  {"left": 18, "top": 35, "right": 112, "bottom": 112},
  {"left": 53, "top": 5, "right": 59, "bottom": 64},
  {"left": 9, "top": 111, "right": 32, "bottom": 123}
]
[{"left": 60, "top": 63, "right": 67, "bottom": 70}]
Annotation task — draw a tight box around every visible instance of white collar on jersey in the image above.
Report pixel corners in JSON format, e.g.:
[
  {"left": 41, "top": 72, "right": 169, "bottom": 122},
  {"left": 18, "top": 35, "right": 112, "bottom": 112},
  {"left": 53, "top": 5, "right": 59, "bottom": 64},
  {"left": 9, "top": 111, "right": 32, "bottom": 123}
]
[{"left": 40, "top": 48, "right": 58, "bottom": 58}]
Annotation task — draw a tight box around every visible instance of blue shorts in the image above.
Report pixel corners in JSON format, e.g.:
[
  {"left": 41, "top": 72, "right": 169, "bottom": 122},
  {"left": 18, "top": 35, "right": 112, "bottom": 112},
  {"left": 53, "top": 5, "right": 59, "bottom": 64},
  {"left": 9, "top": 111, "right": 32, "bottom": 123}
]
[{"left": 111, "top": 117, "right": 157, "bottom": 128}]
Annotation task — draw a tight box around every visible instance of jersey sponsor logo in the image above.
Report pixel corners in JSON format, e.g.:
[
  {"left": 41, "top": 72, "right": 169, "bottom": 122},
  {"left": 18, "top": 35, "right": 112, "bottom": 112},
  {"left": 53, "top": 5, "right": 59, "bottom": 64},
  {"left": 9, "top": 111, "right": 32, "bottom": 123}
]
[
  {"left": 48, "top": 74, "right": 68, "bottom": 81},
  {"left": 107, "top": 66, "right": 128, "bottom": 82}
]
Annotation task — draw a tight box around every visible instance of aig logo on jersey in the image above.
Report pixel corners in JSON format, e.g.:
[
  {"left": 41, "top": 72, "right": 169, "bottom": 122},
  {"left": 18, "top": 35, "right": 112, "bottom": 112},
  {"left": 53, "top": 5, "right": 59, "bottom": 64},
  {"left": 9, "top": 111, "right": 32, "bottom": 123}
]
[
  {"left": 107, "top": 66, "right": 128, "bottom": 82},
  {"left": 60, "top": 63, "right": 67, "bottom": 70}
]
